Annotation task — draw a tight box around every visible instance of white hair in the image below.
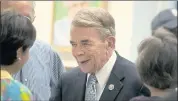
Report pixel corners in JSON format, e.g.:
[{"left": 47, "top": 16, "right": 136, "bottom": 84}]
[{"left": 72, "top": 7, "right": 116, "bottom": 39}]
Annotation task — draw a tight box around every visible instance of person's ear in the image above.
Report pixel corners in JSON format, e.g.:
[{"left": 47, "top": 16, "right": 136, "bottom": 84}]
[
  {"left": 105, "top": 36, "right": 115, "bottom": 49},
  {"left": 16, "top": 47, "right": 23, "bottom": 61}
]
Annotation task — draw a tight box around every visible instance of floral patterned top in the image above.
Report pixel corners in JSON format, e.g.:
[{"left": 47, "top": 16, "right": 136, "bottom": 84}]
[{"left": 1, "top": 70, "right": 33, "bottom": 101}]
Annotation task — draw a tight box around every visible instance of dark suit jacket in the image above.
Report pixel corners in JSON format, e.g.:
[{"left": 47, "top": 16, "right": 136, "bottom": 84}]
[{"left": 50, "top": 52, "right": 150, "bottom": 101}]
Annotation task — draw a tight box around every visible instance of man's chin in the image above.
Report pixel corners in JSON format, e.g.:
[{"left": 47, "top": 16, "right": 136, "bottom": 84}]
[{"left": 79, "top": 66, "right": 91, "bottom": 73}]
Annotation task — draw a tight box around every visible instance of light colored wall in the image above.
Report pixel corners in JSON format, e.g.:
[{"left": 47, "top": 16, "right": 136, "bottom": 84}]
[
  {"left": 108, "top": 1, "right": 134, "bottom": 60},
  {"left": 33, "top": 1, "right": 53, "bottom": 44}
]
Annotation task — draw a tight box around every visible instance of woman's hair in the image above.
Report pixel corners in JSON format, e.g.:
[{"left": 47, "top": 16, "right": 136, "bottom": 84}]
[
  {"left": 152, "top": 27, "right": 177, "bottom": 38},
  {"left": 137, "top": 29, "right": 177, "bottom": 90},
  {"left": 0, "top": 10, "right": 36, "bottom": 65}
]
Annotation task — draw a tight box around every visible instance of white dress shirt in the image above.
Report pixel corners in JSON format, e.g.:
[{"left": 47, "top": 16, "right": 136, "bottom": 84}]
[{"left": 86, "top": 51, "right": 117, "bottom": 100}]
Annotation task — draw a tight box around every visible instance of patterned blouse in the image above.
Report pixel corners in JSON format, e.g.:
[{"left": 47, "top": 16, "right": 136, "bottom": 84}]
[{"left": 1, "top": 70, "right": 33, "bottom": 101}]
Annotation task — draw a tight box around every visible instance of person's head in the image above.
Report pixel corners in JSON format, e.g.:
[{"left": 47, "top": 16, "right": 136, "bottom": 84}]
[
  {"left": 70, "top": 7, "right": 116, "bottom": 73},
  {"left": 151, "top": 8, "right": 177, "bottom": 37},
  {"left": 1, "top": 1, "right": 35, "bottom": 22},
  {"left": 0, "top": 10, "right": 36, "bottom": 74},
  {"left": 137, "top": 29, "right": 177, "bottom": 95}
]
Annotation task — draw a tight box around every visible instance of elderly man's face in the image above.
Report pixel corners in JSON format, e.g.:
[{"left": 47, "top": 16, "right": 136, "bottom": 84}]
[{"left": 70, "top": 27, "right": 111, "bottom": 73}]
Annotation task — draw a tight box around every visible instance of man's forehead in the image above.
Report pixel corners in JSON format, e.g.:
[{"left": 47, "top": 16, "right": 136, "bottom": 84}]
[
  {"left": 70, "top": 27, "right": 103, "bottom": 42},
  {"left": 70, "top": 36, "right": 92, "bottom": 42}
]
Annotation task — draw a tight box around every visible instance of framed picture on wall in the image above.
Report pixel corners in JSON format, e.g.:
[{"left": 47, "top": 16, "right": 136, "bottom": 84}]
[
  {"left": 51, "top": 1, "right": 108, "bottom": 52},
  {"left": 51, "top": 1, "right": 108, "bottom": 68}
]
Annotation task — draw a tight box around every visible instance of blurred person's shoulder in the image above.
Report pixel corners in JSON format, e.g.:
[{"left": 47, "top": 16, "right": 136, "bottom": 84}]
[
  {"left": 30, "top": 40, "right": 52, "bottom": 53},
  {"left": 28, "top": 40, "right": 57, "bottom": 62}
]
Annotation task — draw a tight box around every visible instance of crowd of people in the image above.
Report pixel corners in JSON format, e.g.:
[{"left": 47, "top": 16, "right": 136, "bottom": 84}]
[{"left": 0, "top": 1, "right": 177, "bottom": 101}]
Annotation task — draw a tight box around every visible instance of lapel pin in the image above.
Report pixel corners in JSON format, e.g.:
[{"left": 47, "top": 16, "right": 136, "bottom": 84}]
[{"left": 108, "top": 84, "right": 114, "bottom": 91}]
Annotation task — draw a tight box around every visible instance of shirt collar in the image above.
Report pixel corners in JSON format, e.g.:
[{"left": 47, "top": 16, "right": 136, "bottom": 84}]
[
  {"left": 87, "top": 51, "right": 117, "bottom": 87},
  {"left": 1, "top": 70, "right": 12, "bottom": 79}
]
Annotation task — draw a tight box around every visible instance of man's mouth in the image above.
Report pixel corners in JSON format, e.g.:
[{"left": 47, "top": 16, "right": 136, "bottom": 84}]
[{"left": 79, "top": 59, "right": 90, "bottom": 64}]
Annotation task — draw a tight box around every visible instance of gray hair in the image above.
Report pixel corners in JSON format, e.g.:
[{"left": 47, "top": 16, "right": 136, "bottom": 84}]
[
  {"left": 71, "top": 7, "right": 115, "bottom": 39},
  {"left": 137, "top": 28, "right": 177, "bottom": 90}
]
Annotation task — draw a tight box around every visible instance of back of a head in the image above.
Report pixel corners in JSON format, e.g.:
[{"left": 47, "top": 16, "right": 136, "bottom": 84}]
[
  {"left": 71, "top": 7, "right": 116, "bottom": 38},
  {"left": 1, "top": 1, "right": 35, "bottom": 22},
  {"left": 153, "top": 27, "right": 177, "bottom": 40},
  {"left": 137, "top": 29, "right": 177, "bottom": 90},
  {"left": 0, "top": 10, "right": 36, "bottom": 65}
]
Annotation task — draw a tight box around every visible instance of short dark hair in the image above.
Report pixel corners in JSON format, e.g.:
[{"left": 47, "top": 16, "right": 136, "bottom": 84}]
[
  {"left": 152, "top": 27, "right": 177, "bottom": 37},
  {"left": 137, "top": 30, "right": 177, "bottom": 90},
  {"left": 0, "top": 10, "right": 36, "bottom": 65},
  {"left": 153, "top": 27, "right": 177, "bottom": 39}
]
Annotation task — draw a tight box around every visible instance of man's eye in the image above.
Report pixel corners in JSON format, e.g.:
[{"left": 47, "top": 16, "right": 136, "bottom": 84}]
[
  {"left": 71, "top": 43, "right": 77, "bottom": 47},
  {"left": 82, "top": 42, "right": 90, "bottom": 46}
]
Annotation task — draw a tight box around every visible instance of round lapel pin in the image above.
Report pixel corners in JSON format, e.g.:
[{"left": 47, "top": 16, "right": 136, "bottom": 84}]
[{"left": 108, "top": 84, "right": 114, "bottom": 91}]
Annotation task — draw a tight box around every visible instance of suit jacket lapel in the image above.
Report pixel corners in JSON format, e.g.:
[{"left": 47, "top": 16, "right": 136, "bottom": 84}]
[
  {"left": 100, "top": 52, "right": 125, "bottom": 101},
  {"left": 73, "top": 68, "right": 87, "bottom": 101}
]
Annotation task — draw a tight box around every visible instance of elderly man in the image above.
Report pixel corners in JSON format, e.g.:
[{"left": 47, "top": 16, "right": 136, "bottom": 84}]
[
  {"left": 51, "top": 7, "right": 150, "bottom": 101},
  {"left": 1, "top": 1, "right": 65, "bottom": 100}
]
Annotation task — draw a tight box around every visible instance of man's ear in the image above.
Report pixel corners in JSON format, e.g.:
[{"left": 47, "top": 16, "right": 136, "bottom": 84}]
[{"left": 105, "top": 36, "right": 115, "bottom": 49}]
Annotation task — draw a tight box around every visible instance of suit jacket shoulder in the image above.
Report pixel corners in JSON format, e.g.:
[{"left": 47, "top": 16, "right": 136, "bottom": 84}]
[
  {"left": 58, "top": 67, "right": 87, "bottom": 101},
  {"left": 61, "top": 67, "right": 80, "bottom": 82}
]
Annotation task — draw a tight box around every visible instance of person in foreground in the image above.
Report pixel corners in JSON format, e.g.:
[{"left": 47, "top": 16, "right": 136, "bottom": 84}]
[
  {"left": 0, "top": 10, "right": 36, "bottom": 100},
  {"left": 1, "top": 1, "right": 66, "bottom": 100},
  {"left": 130, "top": 27, "right": 177, "bottom": 101},
  {"left": 50, "top": 7, "right": 150, "bottom": 101}
]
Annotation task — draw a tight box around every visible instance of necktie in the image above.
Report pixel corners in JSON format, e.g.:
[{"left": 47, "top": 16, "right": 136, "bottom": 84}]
[{"left": 85, "top": 74, "right": 98, "bottom": 101}]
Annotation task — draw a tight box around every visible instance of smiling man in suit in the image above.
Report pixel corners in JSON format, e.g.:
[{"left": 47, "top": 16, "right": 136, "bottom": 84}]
[{"left": 50, "top": 7, "right": 150, "bottom": 101}]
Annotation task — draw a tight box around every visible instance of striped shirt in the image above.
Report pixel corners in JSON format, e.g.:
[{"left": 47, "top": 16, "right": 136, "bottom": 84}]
[{"left": 13, "top": 40, "right": 65, "bottom": 100}]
